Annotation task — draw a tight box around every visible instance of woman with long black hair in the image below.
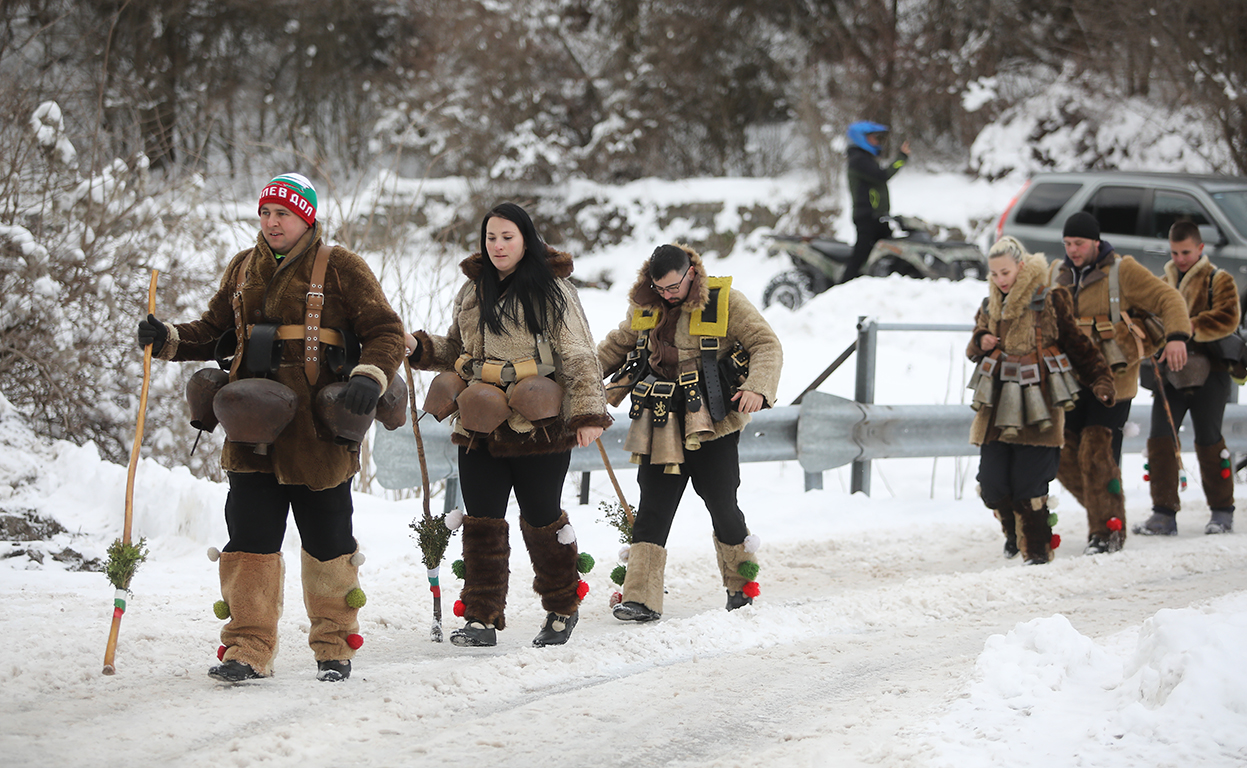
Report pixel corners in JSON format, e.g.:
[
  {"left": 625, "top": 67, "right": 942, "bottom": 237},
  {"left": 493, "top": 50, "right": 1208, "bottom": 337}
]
[{"left": 406, "top": 202, "right": 612, "bottom": 647}]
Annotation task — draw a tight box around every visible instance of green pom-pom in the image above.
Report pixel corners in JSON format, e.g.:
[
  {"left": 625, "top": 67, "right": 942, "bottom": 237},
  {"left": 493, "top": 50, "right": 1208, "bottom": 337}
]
[
  {"left": 345, "top": 587, "right": 367, "bottom": 609},
  {"left": 213, "top": 600, "right": 230, "bottom": 620},
  {"left": 737, "top": 561, "right": 760, "bottom": 581},
  {"left": 451, "top": 559, "right": 466, "bottom": 580},
  {"left": 610, "top": 565, "right": 627, "bottom": 586},
  {"left": 1108, "top": 478, "right": 1122, "bottom": 495},
  {"left": 1047, "top": 512, "right": 1058, "bottom": 527},
  {"left": 577, "top": 552, "right": 595, "bottom": 574}
]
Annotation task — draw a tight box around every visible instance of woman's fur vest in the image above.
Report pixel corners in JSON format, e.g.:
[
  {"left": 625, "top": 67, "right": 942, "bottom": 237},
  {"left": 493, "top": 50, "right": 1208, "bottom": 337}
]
[
  {"left": 967, "top": 252, "right": 1113, "bottom": 447},
  {"left": 411, "top": 249, "right": 613, "bottom": 456}
]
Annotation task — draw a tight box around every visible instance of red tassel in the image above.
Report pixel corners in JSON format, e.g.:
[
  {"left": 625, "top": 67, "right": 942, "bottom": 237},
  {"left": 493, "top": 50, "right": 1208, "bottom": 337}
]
[
  {"left": 217, "top": 645, "right": 226, "bottom": 661},
  {"left": 1106, "top": 517, "right": 1123, "bottom": 532},
  {"left": 453, "top": 599, "right": 466, "bottom": 618},
  {"left": 609, "top": 591, "right": 623, "bottom": 607},
  {"left": 346, "top": 634, "right": 364, "bottom": 650},
  {"left": 1050, "top": 533, "right": 1061, "bottom": 549},
  {"left": 742, "top": 581, "right": 761, "bottom": 598},
  {"left": 576, "top": 580, "right": 590, "bottom": 599}
]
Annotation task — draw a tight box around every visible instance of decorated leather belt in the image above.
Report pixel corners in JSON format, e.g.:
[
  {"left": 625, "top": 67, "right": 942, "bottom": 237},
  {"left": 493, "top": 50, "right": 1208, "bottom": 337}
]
[{"left": 453, "top": 353, "right": 554, "bottom": 385}]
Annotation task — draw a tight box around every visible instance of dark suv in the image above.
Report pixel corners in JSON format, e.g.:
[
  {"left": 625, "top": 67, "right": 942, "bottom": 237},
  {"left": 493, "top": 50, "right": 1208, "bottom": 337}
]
[{"left": 995, "top": 171, "right": 1247, "bottom": 281}]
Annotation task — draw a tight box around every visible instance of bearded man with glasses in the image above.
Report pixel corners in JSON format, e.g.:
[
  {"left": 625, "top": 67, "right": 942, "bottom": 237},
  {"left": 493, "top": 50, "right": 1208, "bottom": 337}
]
[{"left": 597, "top": 243, "right": 783, "bottom": 622}]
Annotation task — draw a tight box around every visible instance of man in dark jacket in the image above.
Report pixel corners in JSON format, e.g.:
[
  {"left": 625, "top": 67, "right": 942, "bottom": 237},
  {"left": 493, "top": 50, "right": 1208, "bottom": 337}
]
[{"left": 845, "top": 120, "right": 910, "bottom": 281}]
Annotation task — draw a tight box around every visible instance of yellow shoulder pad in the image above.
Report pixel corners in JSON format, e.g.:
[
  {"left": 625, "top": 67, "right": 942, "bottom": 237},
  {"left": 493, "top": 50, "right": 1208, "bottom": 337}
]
[
  {"left": 630, "top": 306, "right": 660, "bottom": 331},
  {"left": 689, "top": 276, "right": 732, "bottom": 337}
]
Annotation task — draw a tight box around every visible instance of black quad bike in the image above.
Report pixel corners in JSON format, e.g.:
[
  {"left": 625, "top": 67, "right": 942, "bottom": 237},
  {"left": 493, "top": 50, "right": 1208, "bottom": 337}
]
[{"left": 761, "top": 215, "right": 986, "bottom": 309}]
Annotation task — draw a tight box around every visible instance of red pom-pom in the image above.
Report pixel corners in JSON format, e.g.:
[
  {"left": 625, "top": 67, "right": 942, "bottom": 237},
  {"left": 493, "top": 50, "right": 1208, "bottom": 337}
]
[
  {"left": 576, "top": 579, "right": 590, "bottom": 599},
  {"left": 1106, "top": 517, "right": 1123, "bottom": 532},
  {"left": 453, "top": 599, "right": 466, "bottom": 618},
  {"left": 609, "top": 591, "right": 623, "bottom": 607},
  {"left": 1050, "top": 533, "right": 1061, "bottom": 549},
  {"left": 346, "top": 633, "right": 364, "bottom": 650},
  {"left": 742, "top": 581, "right": 761, "bottom": 598},
  {"left": 217, "top": 645, "right": 226, "bottom": 661},
  {"left": 1222, "top": 468, "right": 1232, "bottom": 479},
  {"left": 1143, "top": 474, "right": 1150, "bottom": 481}
]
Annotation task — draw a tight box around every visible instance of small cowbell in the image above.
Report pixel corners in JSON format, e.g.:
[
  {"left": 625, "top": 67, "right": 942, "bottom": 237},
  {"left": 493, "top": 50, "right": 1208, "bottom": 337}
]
[
  {"left": 995, "top": 381, "right": 1024, "bottom": 439},
  {"left": 1101, "top": 338, "right": 1128, "bottom": 372},
  {"left": 1022, "top": 384, "right": 1053, "bottom": 432}
]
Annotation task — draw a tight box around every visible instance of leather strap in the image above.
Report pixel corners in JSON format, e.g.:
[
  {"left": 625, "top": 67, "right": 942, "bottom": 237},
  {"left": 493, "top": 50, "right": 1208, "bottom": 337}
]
[
  {"left": 247, "top": 323, "right": 344, "bottom": 348},
  {"left": 700, "top": 336, "right": 727, "bottom": 421},
  {"left": 302, "top": 245, "right": 332, "bottom": 384}
]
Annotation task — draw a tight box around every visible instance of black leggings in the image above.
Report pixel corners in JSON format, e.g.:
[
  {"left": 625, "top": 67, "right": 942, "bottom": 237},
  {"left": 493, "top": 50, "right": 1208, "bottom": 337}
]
[
  {"left": 222, "top": 472, "right": 355, "bottom": 560},
  {"left": 457, "top": 444, "right": 570, "bottom": 527},
  {"left": 632, "top": 431, "right": 748, "bottom": 547},
  {"left": 1149, "top": 370, "right": 1231, "bottom": 445}
]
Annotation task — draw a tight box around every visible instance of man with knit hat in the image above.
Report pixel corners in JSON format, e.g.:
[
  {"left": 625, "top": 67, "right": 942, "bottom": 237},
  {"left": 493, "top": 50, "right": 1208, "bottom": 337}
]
[
  {"left": 1051, "top": 211, "right": 1191, "bottom": 554},
  {"left": 136, "top": 173, "right": 405, "bottom": 683}
]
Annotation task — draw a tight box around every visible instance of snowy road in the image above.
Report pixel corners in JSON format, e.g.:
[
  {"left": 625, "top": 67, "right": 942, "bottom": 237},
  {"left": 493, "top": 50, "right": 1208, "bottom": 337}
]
[{"left": 6, "top": 510, "right": 1245, "bottom": 768}]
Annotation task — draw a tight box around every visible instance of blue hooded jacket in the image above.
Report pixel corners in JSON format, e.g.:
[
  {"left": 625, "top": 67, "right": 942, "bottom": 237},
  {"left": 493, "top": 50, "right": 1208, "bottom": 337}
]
[{"left": 847, "top": 121, "right": 889, "bottom": 156}]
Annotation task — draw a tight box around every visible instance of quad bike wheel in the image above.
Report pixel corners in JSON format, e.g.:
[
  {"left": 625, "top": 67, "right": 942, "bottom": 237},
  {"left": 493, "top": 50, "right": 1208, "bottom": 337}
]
[{"left": 762, "top": 270, "right": 815, "bottom": 309}]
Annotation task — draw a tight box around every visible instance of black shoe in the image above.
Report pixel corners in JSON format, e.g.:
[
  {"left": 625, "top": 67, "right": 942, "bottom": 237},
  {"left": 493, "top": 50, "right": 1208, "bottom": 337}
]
[
  {"left": 1132, "top": 511, "right": 1177, "bottom": 536},
  {"left": 1084, "top": 531, "right": 1125, "bottom": 555},
  {"left": 450, "top": 620, "right": 497, "bottom": 647},
  {"left": 316, "top": 659, "right": 351, "bottom": 682},
  {"left": 208, "top": 659, "right": 262, "bottom": 683},
  {"left": 1206, "top": 510, "right": 1234, "bottom": 535},
  {"left": 532, "top": 611, "right": 578, "bottom": 647},
  {"left": 1004, "top": 538, "right": 1020, "bottom": 559},
  {"left": 725, "top": 590, "right": 753, "bottom": 611},
  {"left": 612, "top": 600, "right": 661, "bottom": 623}
]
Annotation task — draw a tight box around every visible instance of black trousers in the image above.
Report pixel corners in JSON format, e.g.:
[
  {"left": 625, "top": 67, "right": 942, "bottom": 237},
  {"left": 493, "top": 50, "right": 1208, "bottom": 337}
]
[
  {"left": 977, "top": 442, "right": 1061, "bottom": 507},
  {"left": 633, "top": 430, "right": 748, "bottom": 547},
  {"left": 223, "top": 471, "right": 355, "bottom": 561},
  {"left": 1065, "top": 395, "right": 1134, "bottom": 466},
  {"left": 457, "top": 444, "right": 569, "bottom": 528},
  {"left": 845, "top": 217, "right": 892, "bottom": 281},
  {"left": 1149, "top": 369, "right": 1231, "bottom": 445}
]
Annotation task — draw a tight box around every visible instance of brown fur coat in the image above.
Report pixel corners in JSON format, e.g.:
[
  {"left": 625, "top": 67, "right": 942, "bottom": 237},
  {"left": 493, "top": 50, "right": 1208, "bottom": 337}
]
[
  {"left": 410, "top": 249, "right": 613, "bottom": 456},
  {"left": 597, "top": 245, "right": 783, "bottom": 442},
  {"left": 1053, "top": 249, "right": 1191, "bottom": 400},
  {"left": 159, "top": 225, "right": 405, "bottom": 490},
  {"left": 967, "top": 252, "right": 1113, "bottom": 447},
  {"left": 1162, "top": 255, "right": 1241, "bottom": 349}
]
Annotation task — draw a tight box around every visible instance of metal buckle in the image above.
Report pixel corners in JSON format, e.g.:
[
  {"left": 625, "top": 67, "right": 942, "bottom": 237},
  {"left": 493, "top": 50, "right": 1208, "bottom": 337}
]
[
  {"left": 699, "top": 337, "right": 719, "bottom": 352},
  {"left": 678, "top": 371, "right": 699, "bottom": 385},
  {"left": 306, "top": 291, "right": 325, "bottom": 309}
]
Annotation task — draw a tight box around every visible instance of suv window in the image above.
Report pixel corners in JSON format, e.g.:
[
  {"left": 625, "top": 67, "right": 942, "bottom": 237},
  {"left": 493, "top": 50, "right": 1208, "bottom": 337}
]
[
  {"left": 1149, "top": 191, "right": 1213, "bottom": 239},
  {"left": 1083, "top": 186, "right": 1144, "bottom": 236},
  {"left": 1015, "top": 182, "right": 1081, "bottom": 225},
  {"left": 1211, "top": 191, "right": 1247, "bottom": 237}
]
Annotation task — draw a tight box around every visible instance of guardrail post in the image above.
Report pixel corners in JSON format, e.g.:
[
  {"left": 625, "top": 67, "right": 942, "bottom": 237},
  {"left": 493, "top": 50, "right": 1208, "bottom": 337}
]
[{"left": 851, "top": 315, "right": 877, "bottom": 496}]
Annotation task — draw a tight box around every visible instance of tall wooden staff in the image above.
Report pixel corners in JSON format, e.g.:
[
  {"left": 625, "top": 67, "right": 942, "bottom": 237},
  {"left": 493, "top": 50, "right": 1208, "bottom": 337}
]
[
  {"left": 404, "top": 359, "right": 452, "bottom": 641},
  {"left": 102, "top": 269, "right": 157, "bottom": 674}
]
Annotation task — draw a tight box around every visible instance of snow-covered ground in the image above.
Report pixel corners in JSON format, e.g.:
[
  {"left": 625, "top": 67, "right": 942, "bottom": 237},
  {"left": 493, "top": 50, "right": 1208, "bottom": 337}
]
[{"left": 3, "top": 170, "right": 1246, "bottom": 767}]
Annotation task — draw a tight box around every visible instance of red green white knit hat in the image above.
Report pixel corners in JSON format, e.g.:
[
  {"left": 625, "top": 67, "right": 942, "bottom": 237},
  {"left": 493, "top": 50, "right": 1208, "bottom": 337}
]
[{"left": 258, "top": 173, "right": 317, "bottom": 227}]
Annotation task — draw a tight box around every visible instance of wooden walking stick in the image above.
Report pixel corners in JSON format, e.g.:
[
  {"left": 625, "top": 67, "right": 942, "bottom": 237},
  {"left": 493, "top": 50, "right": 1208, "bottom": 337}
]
[
  {"left": 596, "top": 438, "right": 634, "bottom": 525},
  {"left": 404, "top": 359, "right": 452, "bottom": 642},
  {"left": 102, "top": 269, "right": 157, "bottom": 674}
]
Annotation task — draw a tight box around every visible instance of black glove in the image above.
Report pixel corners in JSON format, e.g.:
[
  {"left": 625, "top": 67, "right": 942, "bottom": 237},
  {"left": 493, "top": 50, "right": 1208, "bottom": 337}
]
[
  {"left": 137, "top": 313, "right": 168, "bottom": 355},
  {"left": 342, "top": 375, "right": 382, "bottom": 415},
  {"left": 407, "top": 337, "right": 423, "bottom": 366}
]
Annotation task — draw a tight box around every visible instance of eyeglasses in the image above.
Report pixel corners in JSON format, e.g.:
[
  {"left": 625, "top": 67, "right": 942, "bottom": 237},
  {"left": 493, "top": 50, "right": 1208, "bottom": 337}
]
[{"left": 651, "top": 267, "right": 690, "bottom": 296}]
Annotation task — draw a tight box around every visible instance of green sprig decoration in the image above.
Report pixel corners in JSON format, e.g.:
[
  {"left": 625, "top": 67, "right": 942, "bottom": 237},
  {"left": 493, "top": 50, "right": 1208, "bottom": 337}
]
[
  {"left": 598, "top": 500, "right": 633, "bottom": 545},
  {"left": 409, "top": 514, "right": 455, "bottom": 570},
  {"left": 104, "top": 537, "right": 148, "bottom": 591}
]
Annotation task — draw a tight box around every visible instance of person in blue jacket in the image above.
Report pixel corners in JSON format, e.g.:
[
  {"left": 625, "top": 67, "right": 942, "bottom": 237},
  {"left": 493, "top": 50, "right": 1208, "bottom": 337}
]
[{"left": 845, "top": 121, "right": 910, "bottom": 281}]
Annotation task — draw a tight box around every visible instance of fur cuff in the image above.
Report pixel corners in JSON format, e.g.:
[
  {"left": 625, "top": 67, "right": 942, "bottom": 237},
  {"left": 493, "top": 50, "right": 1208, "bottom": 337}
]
[
  {"left": 156, "top": 322, "right": 180, "bottom": 361},
  {"left": 350, "top": 363, "right": 386, "bottom": 391}
]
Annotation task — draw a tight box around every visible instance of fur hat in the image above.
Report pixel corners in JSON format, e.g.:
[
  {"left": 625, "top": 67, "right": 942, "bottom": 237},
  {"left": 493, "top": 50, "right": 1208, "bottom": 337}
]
[
  {"left": 258, "top": 173, "right": 317, "bottom": 227},
  {"left": 1062, "top": 211, "right": 1100, "bottom": 241}
]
